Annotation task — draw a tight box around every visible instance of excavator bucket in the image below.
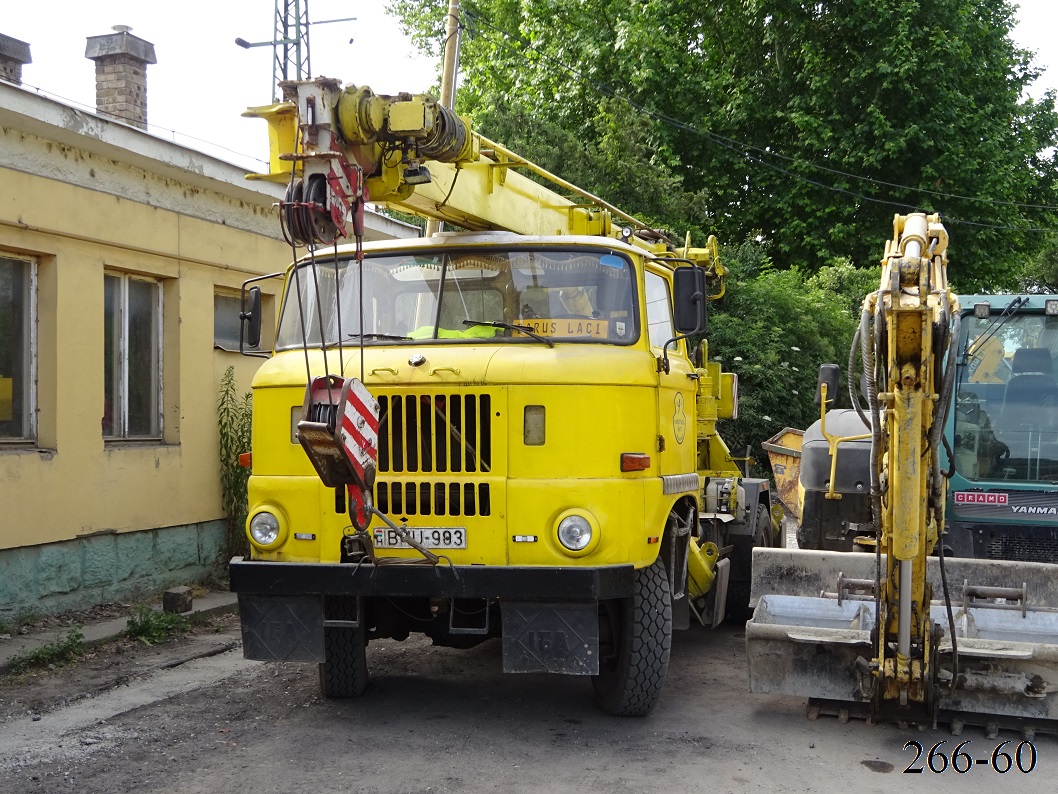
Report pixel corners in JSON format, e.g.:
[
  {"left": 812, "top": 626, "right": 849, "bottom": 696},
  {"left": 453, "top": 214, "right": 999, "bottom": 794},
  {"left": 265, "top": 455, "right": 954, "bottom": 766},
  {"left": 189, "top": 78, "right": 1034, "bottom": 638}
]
[{"left": 747, "top": 548, "right": 1058, "bottom": 727}]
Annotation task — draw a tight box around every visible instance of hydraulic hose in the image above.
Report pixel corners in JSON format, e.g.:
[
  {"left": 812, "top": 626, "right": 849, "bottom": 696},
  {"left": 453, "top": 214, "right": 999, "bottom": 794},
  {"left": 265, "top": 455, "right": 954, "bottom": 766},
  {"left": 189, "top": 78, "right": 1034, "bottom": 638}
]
[
  {"left": 849, "top": 322, "right": 870, "bottom": 429},
  {"left": 866, "top": 290, "right": 884, "bottom": 635},
  {"left": 930, "top": 310, "right": 960, "bottom": 509}
]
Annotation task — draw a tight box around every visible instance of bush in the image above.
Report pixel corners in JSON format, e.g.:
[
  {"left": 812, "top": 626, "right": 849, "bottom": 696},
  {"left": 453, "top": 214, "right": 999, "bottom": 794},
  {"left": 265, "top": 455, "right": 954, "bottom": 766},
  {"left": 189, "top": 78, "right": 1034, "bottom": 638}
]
[
  {"left": 125, "top": 606, "right": 190, "bottom": 646},
  {"left": 6, "top": 628, "right": 86, "bottom": 674},
  {"left": 707, "top": 239, "right": 877, "bottom": 476},
  {"left": 218, "top": 366, "right": 253, "bottom": 558}
]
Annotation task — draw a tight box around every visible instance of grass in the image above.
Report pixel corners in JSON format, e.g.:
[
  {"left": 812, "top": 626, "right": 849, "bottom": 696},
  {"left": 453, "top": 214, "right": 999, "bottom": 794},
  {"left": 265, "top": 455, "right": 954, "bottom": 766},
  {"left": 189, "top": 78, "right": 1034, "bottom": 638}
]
[
  {"left": 6, "top": 628, "right": 86, "bottom": 675},
  {"left": 125, "top": 606, "right": 190, "bottom": 646}
]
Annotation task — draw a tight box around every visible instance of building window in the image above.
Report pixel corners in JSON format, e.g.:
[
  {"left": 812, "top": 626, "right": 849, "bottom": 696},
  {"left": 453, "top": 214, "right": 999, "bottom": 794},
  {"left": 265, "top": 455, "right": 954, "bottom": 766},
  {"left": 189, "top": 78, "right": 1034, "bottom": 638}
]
[
  {"left": 645, "top": 271, "right": 674, "bottom": 349},
  {"left": 0, "top": 255, "right": 36, "bottom": 441},
  {"left": 104, "top": 273, "right": 162, "bottom": 439}
]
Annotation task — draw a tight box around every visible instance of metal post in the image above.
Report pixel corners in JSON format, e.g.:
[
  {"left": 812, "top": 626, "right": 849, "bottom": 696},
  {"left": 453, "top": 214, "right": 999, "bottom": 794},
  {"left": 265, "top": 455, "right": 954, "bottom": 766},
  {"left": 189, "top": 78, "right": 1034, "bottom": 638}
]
[
  {"left": 425, "top": 0, "right": 461, "bottom": 238},
  {"left": 898, "top": 559, "right": 912, "bottom": 659}
]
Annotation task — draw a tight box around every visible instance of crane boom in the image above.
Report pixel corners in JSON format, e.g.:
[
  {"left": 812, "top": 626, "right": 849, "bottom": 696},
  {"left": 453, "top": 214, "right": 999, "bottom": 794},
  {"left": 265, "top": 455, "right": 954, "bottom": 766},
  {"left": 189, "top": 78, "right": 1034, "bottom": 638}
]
[{"left": 244, "top": 78, "right": 655, "bottom": 241}]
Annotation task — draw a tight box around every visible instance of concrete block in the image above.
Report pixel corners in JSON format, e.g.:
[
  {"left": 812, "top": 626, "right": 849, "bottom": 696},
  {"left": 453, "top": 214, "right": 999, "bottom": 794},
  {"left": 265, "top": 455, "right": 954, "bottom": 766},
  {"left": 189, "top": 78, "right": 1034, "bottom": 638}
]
[
  {"left": 115, "top": 529, "right": 156, "bottom": 582},
  {"left": 80, "top": 534, "right": 118, "bottom": 588},
  {"left": 197, "top": 519, "right": 227, "bottom": 567},
  {"left": 163, "top": 586, "right": 192, "bottom": 614},
  {"left": 37, "top": 543, "right": 82, "bottom": 595},
  {"left": 155, "top": 524, "right": 200, "bottom": 570},
  {"left": 0, "top": 547, "right": 39, "bottom": 614}
]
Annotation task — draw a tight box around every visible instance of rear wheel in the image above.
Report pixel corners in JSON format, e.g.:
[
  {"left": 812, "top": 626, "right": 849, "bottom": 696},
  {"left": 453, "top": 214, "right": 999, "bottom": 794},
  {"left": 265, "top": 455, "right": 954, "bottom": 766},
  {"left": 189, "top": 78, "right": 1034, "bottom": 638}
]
[
  {"left": 726, "top": 504, "right": 771, "bottom": 622},
  {"left": 592, "top": 557, "right": 672, "bottom": 716},
  {"left": 318, "top": 626, "right": 369, "bottom": 698}
]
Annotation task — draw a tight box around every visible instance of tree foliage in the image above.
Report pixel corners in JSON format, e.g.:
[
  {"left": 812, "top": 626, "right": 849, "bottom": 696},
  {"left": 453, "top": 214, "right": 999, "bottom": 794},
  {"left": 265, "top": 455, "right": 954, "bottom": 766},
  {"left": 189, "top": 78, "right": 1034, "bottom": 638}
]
[
  {"left": 1019, "top": 235, "right": 1058, "bottom": 293},
  {"left": 707, "top": 240, "right": 876, "bottom": 471},
  {"left": 390, "top": 0, "right": 1058, "bottom": 289}
]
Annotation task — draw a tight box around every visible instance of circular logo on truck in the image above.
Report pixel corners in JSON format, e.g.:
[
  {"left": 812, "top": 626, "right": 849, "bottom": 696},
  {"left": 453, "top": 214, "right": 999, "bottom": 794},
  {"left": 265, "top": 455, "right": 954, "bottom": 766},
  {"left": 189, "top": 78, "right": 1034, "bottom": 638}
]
[{"left": 673, "top": 393, "right": 687, "bottom": 444}]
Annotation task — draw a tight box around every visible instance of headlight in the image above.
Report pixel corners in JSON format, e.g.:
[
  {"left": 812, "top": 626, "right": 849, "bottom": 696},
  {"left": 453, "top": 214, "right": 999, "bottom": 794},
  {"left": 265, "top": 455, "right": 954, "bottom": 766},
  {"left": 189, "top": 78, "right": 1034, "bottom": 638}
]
[
  {"left": 557, "top": 515, "right": 592, "bottom": 551},
  {"left": 249, "top": 512, "right": 281, "bottom": 546}
]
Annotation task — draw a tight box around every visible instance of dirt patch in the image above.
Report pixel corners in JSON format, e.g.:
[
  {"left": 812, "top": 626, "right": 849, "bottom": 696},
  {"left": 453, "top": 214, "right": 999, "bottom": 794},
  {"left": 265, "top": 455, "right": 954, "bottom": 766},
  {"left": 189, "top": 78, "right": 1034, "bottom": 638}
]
[{"left": 0, "top": 612, "right": 240, "bottom": 724}]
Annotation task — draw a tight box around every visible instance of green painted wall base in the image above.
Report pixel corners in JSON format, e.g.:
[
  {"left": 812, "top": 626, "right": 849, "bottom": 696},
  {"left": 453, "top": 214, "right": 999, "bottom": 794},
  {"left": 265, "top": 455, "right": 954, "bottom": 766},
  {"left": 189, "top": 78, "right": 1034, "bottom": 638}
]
[{"left": 0, "top": 520, "right": 227, "bottom": 621}]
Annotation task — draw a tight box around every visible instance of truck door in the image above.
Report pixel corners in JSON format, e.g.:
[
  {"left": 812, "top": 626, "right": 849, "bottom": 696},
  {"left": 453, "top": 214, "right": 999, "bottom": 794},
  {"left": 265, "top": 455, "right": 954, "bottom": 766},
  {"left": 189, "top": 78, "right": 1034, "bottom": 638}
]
[{"left": 645, "top": 269, "right": 697, "bottom": 478}]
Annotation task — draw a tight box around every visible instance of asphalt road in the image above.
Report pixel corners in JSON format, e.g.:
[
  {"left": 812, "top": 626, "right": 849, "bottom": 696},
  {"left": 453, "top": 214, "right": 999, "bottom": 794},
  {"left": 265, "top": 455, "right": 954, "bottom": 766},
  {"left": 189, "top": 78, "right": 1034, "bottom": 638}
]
[{"left": 0, "top": 617, "right": 1052, "bottom": 794}]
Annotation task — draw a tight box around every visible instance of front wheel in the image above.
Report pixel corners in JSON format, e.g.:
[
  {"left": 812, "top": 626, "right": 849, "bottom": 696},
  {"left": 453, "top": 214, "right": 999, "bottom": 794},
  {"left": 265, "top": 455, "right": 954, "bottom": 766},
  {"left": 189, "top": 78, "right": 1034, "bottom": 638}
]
[
  {"left": 318, "top": 626, "right": 369, "bottom": 698},
  {"left": 592, "top": 557, "right": 672, "bottom": 716}
]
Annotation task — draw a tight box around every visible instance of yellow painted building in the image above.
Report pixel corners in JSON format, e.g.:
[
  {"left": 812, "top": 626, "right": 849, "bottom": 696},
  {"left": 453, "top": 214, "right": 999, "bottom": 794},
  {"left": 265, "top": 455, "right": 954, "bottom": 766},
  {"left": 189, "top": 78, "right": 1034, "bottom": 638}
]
[{"left": 0, "top": 79, "right": 415, "bottom": 618}]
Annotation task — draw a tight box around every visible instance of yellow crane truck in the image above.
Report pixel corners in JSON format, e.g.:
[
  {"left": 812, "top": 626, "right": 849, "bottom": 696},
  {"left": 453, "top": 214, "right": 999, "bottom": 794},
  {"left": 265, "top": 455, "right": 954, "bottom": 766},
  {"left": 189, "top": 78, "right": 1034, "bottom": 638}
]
[{"left": 229, "top": 78, "right": 780, "bottom": 715}]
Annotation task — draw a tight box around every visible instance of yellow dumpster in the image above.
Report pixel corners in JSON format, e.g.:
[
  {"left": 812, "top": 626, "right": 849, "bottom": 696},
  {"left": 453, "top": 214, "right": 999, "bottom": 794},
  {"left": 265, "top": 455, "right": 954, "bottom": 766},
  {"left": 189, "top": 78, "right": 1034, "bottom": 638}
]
[{"left": 762, "top": 427, "right": 803, "bottom": 520}]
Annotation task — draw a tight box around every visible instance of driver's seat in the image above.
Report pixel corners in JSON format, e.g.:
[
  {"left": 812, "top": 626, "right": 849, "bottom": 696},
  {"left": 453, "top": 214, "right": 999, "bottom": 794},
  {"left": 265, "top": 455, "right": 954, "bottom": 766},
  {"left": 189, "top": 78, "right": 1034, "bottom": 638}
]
[{"left": 1000, "top": 347, "right": 1058, "bottom": 430}]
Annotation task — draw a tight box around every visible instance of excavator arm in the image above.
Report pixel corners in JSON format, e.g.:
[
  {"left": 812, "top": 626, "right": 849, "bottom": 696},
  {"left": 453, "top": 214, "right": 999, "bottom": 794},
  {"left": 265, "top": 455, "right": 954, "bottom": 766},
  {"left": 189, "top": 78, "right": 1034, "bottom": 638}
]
[{"left": 747, "top": 214, "right": 1058, "bottom": 733}]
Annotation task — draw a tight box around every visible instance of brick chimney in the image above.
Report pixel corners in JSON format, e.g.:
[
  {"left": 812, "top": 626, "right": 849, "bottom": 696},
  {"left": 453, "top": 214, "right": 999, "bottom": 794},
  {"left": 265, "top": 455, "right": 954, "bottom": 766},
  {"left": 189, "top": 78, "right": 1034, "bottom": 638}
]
[
  {"left": 85, "top": 25, "right": 157, "bottom": 130},
  {"left": 0, "top": 33, "right": 31, "bottom": 86}
]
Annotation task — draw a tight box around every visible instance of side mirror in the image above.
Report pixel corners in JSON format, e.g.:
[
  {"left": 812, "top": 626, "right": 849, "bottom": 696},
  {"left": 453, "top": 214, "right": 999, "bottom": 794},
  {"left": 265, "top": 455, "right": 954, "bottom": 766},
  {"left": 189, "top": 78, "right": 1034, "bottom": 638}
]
[
  {"left": 814, "top": 363, "right": 840, "bottom": 407},
  {"left": 672, "top": 267, "right": 706, "bottom": 334},
  {"left": 241, "top": 285, "right": 263, "bottom": 351}
]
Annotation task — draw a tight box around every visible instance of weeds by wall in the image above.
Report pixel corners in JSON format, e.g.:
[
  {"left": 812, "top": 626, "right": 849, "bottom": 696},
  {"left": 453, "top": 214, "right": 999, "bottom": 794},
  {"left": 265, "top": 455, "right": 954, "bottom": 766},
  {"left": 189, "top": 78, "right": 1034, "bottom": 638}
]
[{"left": 218, "top": 366, "right": 252, "bottom": 558}]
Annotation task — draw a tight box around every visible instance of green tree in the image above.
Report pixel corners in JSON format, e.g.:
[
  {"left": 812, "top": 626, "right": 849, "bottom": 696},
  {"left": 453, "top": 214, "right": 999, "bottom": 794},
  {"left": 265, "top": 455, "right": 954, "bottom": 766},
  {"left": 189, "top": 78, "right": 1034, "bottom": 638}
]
[
  {"left": 1019, "top": 235, "right": 1058, "bottom": 293},
  {"left": 389, "top": 0, "right": 1058, "bottom": 288},
  {"left": 707, "top": 239, "right": 875, "bottom": 470}
]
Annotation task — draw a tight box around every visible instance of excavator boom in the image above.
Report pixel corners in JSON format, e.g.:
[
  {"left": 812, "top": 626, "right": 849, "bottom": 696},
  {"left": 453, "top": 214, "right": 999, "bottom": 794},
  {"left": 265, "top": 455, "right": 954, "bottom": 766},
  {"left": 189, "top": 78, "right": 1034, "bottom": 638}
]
[{"left": 747, "top": 214, "right": 1058, "bottom": 732}]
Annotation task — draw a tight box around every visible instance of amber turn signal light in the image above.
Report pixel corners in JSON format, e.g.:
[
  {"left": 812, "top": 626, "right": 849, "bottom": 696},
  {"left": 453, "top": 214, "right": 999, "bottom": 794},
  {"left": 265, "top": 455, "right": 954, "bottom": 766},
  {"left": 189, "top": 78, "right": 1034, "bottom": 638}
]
[
  {"left": 238, "top": 452, "right": 252, "bottom": 468},
  {"left": 620, "top": 453, "right": 650, "bottom": 472}
]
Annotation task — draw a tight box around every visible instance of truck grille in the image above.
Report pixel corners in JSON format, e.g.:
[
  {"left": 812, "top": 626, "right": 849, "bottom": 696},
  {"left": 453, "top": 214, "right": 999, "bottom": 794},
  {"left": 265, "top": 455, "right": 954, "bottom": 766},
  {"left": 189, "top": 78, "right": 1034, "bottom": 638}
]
[
  {"left": 374, "top": 480, "right": 492, "bottom": 517},
  {"left": 986, "top": 536, "right": 1058, "bottom": 565},
  {"left": 376, "top": 393, "right": 492, "bottom": 474}
]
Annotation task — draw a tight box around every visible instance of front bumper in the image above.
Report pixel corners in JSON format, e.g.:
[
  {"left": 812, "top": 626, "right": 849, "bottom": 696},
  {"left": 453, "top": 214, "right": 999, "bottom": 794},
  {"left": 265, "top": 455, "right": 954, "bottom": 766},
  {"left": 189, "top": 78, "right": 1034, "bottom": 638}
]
[
  {"left": 230, "top": 557, "right": 635, "bottom": 675},
  {"left": 229, "top": 556, "right": 634, "bottom": 599}
]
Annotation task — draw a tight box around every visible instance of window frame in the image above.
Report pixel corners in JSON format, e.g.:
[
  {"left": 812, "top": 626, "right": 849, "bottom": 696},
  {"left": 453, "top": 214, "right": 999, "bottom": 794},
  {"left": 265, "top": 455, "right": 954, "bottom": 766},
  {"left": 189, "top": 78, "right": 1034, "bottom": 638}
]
[
  {"left": 0, "top": 254, "right": 37, "bottom": 444},
  {"left": 104, "top": 271, "right": 164, "bottom": 442},
  {"left": 644, "top": 269, "right": 676, "bottom": 351}
]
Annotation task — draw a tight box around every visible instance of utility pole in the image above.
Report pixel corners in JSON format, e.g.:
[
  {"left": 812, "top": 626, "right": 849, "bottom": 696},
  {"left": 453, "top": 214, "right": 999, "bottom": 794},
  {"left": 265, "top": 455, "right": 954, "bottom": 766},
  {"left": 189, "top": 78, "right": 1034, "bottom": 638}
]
[
  {"left": 236, "top": 1, "right": 355, "bottom": 102},
  {"left": 425, "top": 0, "right": 462, "bottom": 238},
  {"left": 273, "top": 0, "right": 312, "bottom": 96}
]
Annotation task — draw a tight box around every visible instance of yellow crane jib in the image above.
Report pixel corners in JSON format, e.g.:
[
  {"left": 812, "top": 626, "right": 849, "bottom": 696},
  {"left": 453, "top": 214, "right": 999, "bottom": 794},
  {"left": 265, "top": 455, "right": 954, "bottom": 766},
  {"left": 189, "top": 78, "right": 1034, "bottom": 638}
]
[
  {"left": 244, "top": 79, "right": 634, "bottom": 240},
  {"left": 747, "top": 213, "right": 1058, "bottom": 732}
]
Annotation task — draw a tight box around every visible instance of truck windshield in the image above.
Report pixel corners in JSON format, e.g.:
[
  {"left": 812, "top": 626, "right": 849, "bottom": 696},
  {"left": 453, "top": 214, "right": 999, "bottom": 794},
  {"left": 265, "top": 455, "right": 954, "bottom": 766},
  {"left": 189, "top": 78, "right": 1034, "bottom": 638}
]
[
  {"left": 275, "top": 249, "right": 638, "bottom": 350},
  {"left": 955, "top": 311, "right": 1058, "bottom": 482}
]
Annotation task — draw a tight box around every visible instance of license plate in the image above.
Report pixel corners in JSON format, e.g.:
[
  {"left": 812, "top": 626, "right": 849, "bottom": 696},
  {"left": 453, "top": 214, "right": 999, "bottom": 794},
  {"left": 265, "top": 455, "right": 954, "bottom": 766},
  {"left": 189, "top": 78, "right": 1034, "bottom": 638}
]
[{"left": 372, "top": 527, "right": 467, "bottom": 549}]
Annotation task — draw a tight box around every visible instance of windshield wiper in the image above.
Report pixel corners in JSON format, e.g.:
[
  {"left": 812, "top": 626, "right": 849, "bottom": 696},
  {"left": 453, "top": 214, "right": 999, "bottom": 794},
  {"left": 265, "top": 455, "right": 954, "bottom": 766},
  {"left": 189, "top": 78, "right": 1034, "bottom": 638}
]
[
  {"left": 346, "top": 332, "right": 411, "bottom": 341},
  {"left": 462, "top": 319, "right": 554, "bottom": 348}
]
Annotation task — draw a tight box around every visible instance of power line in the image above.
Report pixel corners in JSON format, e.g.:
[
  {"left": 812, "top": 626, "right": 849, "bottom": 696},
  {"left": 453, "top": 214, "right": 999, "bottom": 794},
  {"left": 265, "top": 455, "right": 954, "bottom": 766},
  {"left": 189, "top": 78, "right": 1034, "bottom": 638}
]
[{"left": 462, "top": 9, "right": 1058, "bottom": 231}]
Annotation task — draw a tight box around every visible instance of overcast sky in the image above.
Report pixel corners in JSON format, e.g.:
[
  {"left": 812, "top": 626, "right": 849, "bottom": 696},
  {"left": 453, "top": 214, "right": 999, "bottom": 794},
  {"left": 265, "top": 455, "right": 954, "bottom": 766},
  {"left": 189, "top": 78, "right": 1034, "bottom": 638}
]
[{"left": 4, "top": 1, "right": 1057, "bottom": 173}]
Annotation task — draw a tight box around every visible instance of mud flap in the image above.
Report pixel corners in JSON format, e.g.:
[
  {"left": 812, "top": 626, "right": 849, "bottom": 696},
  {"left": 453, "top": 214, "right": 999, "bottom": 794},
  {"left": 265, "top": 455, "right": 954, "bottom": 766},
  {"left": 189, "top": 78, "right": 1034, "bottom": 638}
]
[
  {"left": 501, "top": 601, "right": 599, "bottom": 675},
  {"left": 238, "top": 594, "right": 324, "bottom": 663}
]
